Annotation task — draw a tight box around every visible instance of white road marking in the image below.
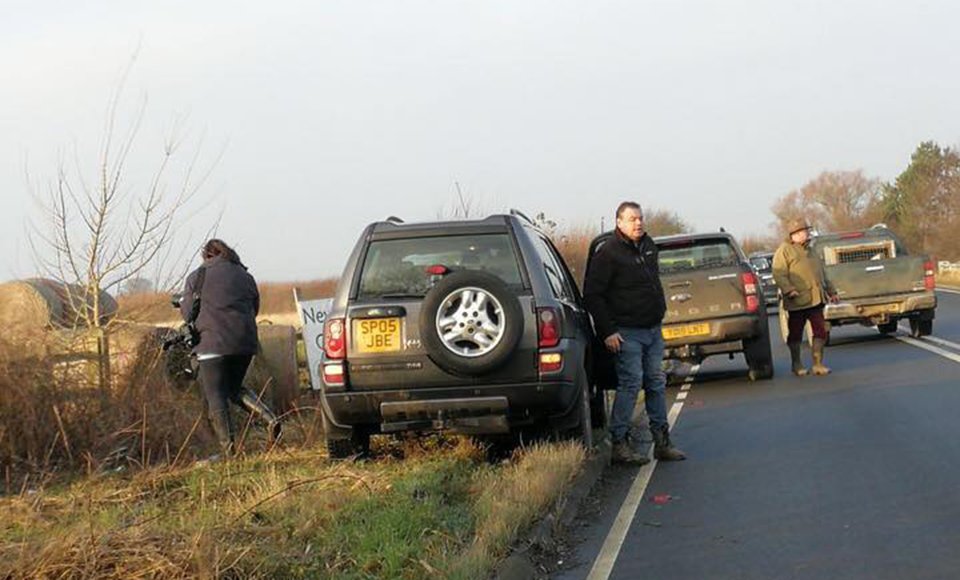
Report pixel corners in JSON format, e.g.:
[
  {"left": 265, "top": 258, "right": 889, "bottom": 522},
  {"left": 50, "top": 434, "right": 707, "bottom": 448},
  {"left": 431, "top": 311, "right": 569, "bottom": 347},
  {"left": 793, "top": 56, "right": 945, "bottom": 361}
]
[
  {"left": 587, "top": 364, "right": 700, "bottom": 580},
  {"left": 895, "top": 320, "right": 960, "bottom": 355},
  {"left": 895, "top": 335, "right": 960, "bottom": 364},
  {"left": 917, "top": 334, "right": 960, "bottom": 352},
  {"left": 937, "top": 287, "right": 960, "bottom": 295}
]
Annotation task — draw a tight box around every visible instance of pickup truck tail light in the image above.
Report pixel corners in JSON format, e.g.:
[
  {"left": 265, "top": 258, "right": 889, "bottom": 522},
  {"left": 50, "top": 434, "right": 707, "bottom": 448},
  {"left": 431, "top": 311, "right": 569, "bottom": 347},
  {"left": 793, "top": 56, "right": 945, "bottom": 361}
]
[
  {"left": 924, "top": 261, "right": 936, "bottom": 291},
  {"left": 741, "top": 272, "right": 760, "bottom": 313}
]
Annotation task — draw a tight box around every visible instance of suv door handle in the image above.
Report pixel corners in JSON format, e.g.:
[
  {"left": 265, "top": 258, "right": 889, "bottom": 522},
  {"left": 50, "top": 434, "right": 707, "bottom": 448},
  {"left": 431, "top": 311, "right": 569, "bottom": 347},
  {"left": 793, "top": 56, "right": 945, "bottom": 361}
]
[{"left": 865, "top": 265, "right": 885, "bottom": 272}]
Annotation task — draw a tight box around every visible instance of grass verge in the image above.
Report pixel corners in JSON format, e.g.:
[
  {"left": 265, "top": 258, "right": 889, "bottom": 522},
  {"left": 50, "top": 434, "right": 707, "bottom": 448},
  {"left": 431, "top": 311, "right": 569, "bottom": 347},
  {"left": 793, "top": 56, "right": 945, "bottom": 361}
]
[{"left": 1, "top": 438, "right": 585, "bottom": 580}]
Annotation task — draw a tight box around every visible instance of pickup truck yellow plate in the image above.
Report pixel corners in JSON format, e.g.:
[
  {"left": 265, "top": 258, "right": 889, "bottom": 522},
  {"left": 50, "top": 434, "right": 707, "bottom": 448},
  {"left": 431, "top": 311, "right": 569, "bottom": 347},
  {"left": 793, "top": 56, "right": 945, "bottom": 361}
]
[
  {"left": 662, "top": 323, "right": 711, "bottom": 340},
  {"left": 353, "top": 317, "right": 402, "bottom": 353}
]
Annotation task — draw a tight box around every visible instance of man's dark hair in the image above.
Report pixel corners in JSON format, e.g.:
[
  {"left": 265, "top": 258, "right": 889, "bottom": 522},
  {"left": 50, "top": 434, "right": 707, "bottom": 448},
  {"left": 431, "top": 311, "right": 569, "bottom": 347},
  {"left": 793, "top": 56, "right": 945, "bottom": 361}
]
[
  {"left": 202, "top": 238, "right": 243, "bottom": 266},
  {"left": 616, "top": 201, "right": 642, "bottom": 219}
]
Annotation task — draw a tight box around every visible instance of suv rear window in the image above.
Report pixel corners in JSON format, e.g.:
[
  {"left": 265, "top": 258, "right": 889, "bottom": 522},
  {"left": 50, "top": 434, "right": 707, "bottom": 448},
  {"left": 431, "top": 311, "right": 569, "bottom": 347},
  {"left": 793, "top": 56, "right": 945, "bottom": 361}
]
[
  {"left": 658, "top": 239, "right": 739, "bottom": 274},
  {"left": 357, "top": 233, "right": 523, "bottom": 298}
]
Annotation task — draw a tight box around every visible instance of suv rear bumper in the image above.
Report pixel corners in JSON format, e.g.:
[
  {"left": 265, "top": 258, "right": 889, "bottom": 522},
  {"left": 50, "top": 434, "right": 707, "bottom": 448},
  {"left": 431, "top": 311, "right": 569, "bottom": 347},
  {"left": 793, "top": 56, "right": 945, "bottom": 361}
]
[
  {"left": 323, "top": 379, "right": 580, "bottom": 435},
  {"left": 823, "top": 292, "right": 937, "bottom": 324},
  {"left": 663, "top": 314, "right": 763, "bottom": 360}
]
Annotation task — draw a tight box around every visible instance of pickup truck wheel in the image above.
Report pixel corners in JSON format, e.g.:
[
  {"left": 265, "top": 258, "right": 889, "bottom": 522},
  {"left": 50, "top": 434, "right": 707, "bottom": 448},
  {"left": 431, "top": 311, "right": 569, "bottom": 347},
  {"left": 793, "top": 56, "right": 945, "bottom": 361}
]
[
  {"left": 910, "top": 318, "right": 933, "bottom": 338},
  {"left": 877, "top": 321, "right": 898, "bottom": 334},
  {"left": 420, "top": 271, "right": 523, "bottom": 376},
  {"left": 743, "top": 334, "right": 774, "bottom": 381}
]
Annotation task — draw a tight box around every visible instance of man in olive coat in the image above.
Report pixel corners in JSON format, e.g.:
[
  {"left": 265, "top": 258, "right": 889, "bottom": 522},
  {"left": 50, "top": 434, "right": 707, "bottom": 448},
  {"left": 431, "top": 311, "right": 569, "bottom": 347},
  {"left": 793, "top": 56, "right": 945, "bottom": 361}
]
[{"left": 772, "top": 218, "right": 837, "bottom": 376}]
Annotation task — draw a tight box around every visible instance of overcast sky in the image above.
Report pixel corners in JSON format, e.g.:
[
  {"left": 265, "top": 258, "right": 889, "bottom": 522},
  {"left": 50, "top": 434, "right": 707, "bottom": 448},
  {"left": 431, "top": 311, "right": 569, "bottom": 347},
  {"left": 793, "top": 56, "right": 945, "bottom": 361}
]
[{"left": 3, "top": 0, "right": 958, "bottom": 282}]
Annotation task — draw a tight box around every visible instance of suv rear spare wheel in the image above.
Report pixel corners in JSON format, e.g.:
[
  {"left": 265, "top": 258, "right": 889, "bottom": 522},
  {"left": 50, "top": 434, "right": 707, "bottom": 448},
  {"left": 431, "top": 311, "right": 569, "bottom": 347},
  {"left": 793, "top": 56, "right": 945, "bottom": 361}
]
[{"left": 419, "top": 270, "right": 524, "bottom": 376}]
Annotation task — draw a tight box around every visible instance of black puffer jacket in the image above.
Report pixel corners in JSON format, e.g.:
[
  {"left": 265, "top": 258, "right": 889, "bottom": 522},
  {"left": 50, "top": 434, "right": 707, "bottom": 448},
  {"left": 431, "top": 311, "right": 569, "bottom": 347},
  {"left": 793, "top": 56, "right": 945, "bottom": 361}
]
[
  {"left": 180, "top": 256, "right": 260, "bottom": 356},
  {"left": 584, "top": 231, "right": 666, "bottom": 338}
]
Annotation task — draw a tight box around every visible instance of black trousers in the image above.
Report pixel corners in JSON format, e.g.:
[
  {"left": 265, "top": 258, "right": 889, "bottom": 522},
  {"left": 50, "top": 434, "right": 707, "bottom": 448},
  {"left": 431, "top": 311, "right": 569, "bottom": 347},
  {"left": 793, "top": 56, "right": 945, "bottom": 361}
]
[{"left": 198, "top": 355, "right": 253, "bottom": 440}]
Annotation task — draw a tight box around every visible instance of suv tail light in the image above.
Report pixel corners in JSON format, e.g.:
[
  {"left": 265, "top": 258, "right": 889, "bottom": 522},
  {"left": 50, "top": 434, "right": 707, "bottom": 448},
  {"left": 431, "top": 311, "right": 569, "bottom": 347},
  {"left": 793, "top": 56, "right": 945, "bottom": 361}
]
[
  {"left": 324, "top": 317, "right": 347, "bottom": 359},
  {"left": 537, "top": 307, "right": 563, "bottom": 373},
  {"left": 741, "top": 271, "right": 760, "bottom": 313},
  {"left": 924, "top": 260, "right": 936, "bottom": 291},
  {"left": 537, "top": 307, "right": 560, "bottom": 348}
]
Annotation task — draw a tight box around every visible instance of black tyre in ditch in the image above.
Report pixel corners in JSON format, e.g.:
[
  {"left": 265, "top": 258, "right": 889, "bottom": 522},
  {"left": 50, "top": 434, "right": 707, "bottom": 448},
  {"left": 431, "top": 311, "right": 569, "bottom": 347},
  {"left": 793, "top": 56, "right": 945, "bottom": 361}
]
[
  {"left": 419, "top": 270, "right": 524, "bottom": 376},
  {"left": 322, "top": 406, "right": 371, "bottom": 460}
]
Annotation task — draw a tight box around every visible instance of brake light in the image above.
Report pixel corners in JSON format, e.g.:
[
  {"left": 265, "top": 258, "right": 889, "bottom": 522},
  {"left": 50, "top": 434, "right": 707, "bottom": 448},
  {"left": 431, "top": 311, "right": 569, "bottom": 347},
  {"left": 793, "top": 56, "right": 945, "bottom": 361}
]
[
  {"left": 839, "top": 232, "right": 865, "bottom": 239},
  {"left": 741, "top": 271, "right": 760, "bottom": 313},
  {"left": 537, "top": 307, "right": 560, "bottom": 348},
  {"left": 425, "top": 264, "right": 449, "bottom": 275},
  {"left": 324, "top": 317, "right": 346, "bottom": 359},
  {"left": 924, "top": 260, "right": 936, "bottom": 291}
]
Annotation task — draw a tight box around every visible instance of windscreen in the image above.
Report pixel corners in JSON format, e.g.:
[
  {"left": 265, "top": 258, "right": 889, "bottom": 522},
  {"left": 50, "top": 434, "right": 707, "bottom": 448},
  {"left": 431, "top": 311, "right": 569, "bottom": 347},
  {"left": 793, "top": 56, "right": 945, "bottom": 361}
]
[
  {"left": 658, "top": 239, "right": 739, "bottom": 274},
  {"left": 749, "top": 256, "right": 771, "bottom": 272},
  {"left": 357, "top": 234, "right": 523, "bottom": 298}
]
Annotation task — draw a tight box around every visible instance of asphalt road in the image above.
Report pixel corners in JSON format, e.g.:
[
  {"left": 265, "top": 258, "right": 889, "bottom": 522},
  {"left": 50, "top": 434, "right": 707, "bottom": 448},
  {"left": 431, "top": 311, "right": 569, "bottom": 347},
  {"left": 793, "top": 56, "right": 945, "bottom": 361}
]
[{"left": 555, "top": 289, "right": 960, "bottom": 580}]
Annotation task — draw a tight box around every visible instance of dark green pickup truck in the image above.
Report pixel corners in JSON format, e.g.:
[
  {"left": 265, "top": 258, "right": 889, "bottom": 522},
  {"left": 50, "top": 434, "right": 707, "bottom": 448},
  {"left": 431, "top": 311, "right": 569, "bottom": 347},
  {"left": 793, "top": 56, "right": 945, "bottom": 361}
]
[{"left": 805, "top": 225, "right": 937, "bottom": 338}]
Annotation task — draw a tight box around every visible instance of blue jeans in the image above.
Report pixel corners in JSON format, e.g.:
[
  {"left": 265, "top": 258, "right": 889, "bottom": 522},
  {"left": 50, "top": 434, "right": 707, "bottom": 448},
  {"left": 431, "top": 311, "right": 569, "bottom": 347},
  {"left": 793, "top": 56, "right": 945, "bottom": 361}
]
[{"left": 610, "top": 326, "right": 668, "bottom": 442}]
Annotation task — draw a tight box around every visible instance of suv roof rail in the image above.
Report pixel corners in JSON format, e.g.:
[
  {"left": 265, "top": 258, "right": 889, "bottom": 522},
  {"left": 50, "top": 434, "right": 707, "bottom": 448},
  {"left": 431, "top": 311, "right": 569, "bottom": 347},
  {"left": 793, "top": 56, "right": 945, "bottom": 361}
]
[
  {"left": 509, "top": 208, "right": 535, "bottom": 226},
  {"left": 385, "top": 215, "right": 404, "bottom": 224}
]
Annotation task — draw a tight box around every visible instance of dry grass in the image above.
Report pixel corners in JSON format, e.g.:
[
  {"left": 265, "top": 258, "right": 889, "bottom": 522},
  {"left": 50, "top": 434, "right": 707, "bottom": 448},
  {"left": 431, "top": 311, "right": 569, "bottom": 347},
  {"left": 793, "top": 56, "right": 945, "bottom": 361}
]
[
  {"left": 0, "top": 330, "right": 217, "bottom": 485},
  {"left": 937, "top": 270, "right": 960, "bottom": 288},
  {"left": 117, "top": 278, "right": 339, "bottom": 324},
  {"left": 0, "top": 438, "right": 585, "bottom": 580},
  {"left": 452, "top": 441, "right": 586, "bottom": 577}
]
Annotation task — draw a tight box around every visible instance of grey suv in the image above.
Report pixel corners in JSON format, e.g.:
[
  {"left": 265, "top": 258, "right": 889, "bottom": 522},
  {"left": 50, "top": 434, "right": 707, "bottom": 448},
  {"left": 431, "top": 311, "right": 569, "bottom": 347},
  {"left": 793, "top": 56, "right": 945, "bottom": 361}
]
[{"left": 318, "top": 212, "right": 600, "bottom": 458}]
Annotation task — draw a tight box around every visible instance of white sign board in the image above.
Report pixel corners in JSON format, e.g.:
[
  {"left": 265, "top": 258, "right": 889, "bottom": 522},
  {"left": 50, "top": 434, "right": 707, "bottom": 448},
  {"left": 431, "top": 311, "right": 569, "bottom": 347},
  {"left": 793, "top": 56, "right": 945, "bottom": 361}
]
[{"left": 296, "top": 297, "right": 334, "bottom": 390}]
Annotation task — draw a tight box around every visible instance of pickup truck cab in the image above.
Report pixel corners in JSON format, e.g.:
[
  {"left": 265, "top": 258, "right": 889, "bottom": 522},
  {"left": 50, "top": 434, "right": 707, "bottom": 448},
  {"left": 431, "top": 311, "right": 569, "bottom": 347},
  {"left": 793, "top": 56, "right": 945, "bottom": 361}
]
[{"left": 807, "top": 225, "right": 937, "bottom": 337}]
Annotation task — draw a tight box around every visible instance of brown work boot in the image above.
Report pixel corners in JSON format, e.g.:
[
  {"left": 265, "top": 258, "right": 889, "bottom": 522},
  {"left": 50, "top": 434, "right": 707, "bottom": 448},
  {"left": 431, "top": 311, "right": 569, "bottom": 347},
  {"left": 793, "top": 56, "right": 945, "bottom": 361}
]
[
  {"left": 652, "top": 427, "right": 686, "bottom": 461},
  {"left": 611, "top": 440, "right": 651, "bottom": 465},
  {"left": 811, "top": 338, "right": 831, "bottom": 376},
  {"left": 788, "top": 342, "right": 809, "bottom": 377}
]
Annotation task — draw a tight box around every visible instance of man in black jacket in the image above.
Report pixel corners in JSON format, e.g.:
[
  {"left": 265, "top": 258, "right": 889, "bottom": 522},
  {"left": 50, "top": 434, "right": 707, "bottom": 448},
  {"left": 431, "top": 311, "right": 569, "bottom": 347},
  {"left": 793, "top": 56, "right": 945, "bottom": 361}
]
[{"left": 584, "top": 202, "right": 685, "bottom": 464}]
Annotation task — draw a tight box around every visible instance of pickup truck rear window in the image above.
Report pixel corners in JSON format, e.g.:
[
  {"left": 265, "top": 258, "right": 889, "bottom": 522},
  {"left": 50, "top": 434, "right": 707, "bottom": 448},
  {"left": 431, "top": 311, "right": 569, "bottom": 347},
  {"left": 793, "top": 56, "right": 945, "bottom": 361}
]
[
  {"left": 357, "top": 234, "right": 523, "bottom": 298},
  {"left": 658, "top": 239, "right": 739, "bottom": 274}
]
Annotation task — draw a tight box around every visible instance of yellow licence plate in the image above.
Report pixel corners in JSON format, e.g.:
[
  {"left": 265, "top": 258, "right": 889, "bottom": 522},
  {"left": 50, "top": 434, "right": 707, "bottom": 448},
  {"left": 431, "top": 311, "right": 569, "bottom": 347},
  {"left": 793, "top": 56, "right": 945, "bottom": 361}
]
[
  {"left": 353, "top": 318, "right": 402, "bottom": 353},
  {"left": 662, "top": 323, "right": 711, "bottom": 340}
]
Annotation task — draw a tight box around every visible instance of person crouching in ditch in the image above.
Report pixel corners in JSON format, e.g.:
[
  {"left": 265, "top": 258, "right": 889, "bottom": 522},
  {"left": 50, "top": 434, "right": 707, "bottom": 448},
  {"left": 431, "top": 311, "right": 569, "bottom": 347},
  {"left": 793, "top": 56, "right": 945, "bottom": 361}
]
[
  {"left": 772, "top": 218, "right": 837, "bottom": 377},
  {"left": 180, "top": 239, "right": 281, "bottom": 458},
  {"left": 584, "top": 201, "right": 686, "bottom": 465}
]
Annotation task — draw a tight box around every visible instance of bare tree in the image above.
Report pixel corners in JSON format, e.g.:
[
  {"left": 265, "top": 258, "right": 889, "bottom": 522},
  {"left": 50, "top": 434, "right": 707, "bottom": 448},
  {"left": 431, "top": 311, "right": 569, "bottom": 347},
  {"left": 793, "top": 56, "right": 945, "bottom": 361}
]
[
  {"left": 771, "top": 170, "right": 883, "bottom": 237},
  {"left": 28, "top": 60, "right": 220, "bottom": 331},
  {"left": 644, "top": 208, "right": 692, "bottom": 237}
]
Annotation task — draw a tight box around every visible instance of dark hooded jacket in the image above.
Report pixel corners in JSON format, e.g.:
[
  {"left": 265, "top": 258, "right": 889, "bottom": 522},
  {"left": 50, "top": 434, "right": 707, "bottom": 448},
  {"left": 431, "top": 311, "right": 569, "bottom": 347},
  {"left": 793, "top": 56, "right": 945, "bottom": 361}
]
[
  {"left": 584, "top": 230, "right": 667, "bottom": 339},
  {"left": 180, "top": 256, "right": 260, "bottom": 356}
]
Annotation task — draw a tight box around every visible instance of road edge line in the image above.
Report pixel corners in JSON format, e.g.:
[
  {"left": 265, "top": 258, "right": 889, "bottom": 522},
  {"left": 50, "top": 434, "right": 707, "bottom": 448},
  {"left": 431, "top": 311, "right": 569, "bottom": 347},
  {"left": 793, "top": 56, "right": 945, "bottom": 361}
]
[{"left": 586, "top": 364, "right": 700, "bottom": 580}]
